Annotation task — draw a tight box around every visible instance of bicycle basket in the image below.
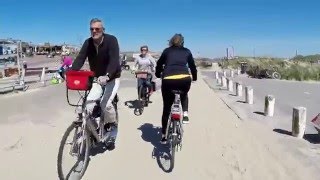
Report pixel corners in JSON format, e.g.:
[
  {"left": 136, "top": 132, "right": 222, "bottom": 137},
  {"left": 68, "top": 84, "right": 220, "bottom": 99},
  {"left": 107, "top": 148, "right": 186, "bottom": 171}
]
[
  {"left": 65, "top": 70, "right": 95, "bottom": 91},
  {"left": 135, "top": 71, "right": 149, "bottom": 79}
]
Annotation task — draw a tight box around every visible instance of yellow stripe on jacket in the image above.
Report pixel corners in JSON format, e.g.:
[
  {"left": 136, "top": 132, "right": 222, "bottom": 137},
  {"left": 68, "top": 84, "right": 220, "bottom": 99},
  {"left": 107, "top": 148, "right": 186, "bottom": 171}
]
[{"left": 163, "top": 74, "right": 191, "bottom": 80}]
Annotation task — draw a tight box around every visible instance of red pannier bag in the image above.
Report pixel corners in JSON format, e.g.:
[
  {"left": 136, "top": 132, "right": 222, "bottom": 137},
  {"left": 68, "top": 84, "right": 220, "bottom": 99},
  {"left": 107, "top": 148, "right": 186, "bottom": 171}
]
[{"left": 65, "top": 70, "right": 95, "bottom": 91}]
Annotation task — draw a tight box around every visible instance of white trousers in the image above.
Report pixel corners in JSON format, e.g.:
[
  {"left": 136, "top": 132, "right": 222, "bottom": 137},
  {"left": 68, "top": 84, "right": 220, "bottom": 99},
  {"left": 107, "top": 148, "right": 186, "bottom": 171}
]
[{"left": 85, "top": 78, "right": 120, "bottom": 124}]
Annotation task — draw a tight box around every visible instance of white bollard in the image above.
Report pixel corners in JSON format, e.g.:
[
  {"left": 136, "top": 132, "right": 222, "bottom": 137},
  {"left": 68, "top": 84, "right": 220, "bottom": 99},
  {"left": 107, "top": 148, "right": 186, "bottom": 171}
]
[
  {"left": 292, "top": 107, "right": 307, "bottom": 138},
  {"left": 221, "top": 76, "right": 227, "bottom": 88},
  {"left": 217, "top": 78, "right": 221, "bottom": 84},
  {"left": 264, "top": 95, "right": 275, "bottom": 117},
  {"left": 215, "top": 71, "right": 219, "bottom": 79},
  {"left": 236, "top": 82, "right": 242, "bottom": 97},
  {"left": 237, "top": 68, "right": 241, "bottom": 75},
  {"left": 40, "top": 67, "right": 46, "bottom": 86},
  {"left": 19, "top": 67, "right": 26, "bottom": 86},
  {"left": 230, "top": 70, "right": 234, "bottom": 77},
  {"left": 227, "top": 79, "right": 233, "bottom": 92},
  {"left": 245, "top": 86, "right": 253, "bottom": 104},
  {"left": 223, "top": 70, "right": 227, "bottom": 77}
]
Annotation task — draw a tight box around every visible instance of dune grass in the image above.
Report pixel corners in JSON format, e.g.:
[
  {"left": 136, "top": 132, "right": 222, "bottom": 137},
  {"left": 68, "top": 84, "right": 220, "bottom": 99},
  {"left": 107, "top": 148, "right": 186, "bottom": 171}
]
[{"left": 219, "top": 57, "right": 320, "bottom": 81}]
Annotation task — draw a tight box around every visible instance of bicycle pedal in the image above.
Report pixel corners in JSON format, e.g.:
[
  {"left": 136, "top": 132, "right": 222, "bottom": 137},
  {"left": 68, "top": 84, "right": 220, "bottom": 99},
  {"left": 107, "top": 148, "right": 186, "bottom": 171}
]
[{"left": 101, "top": 132, "right": 111, "bottom": 142}]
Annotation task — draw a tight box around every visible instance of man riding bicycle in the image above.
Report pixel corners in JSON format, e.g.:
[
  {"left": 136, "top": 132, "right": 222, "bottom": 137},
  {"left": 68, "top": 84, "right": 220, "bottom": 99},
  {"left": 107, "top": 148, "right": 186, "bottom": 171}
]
[
  {"left": 132, "top": 45, "right": 156, "bottom": 98},
  {"left": 70, "top": 18, "right": 121, "bottom": 149}
]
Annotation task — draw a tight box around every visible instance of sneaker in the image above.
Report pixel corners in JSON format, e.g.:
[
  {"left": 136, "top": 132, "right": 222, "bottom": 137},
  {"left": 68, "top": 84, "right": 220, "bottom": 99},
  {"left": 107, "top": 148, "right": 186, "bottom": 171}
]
[
  {"left": 104, "top": 122, "right": 117, "bottom": 132},
  {"left": 160, "top": 135, "right": 167, "bottom": 144},
  {"left": 106, "top": 142, "right": 115, "bottom": 151},
  {"left": 182, "top": 116, "right": 189, "bottom": 124}
]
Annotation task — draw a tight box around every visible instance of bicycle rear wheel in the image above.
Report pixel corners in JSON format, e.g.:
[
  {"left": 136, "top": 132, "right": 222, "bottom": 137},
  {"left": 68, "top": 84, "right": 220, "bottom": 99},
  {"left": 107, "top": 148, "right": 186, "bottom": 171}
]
[
  {"left": 169, "top": 121, "right": 178, "bottom": 170},
  {"left": 57, "top": 122, "right": 90, "bottom": 180}
]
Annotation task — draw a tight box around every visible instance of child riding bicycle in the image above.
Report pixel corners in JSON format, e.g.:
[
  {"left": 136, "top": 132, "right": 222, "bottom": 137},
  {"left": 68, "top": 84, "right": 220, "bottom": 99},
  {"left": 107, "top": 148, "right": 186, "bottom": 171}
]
[{"left": 58, "top": 52, "right": 73, "bottom": 80}]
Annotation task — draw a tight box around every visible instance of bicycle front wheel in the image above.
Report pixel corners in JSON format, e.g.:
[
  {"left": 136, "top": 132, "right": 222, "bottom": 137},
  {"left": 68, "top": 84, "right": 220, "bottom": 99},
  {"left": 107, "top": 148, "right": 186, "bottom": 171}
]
[
  {"left": 138, "top": 85, "right": 146, "bottom": 108},
  {"left": 57, "top": 122, "right": 90, "bottom": 180}
]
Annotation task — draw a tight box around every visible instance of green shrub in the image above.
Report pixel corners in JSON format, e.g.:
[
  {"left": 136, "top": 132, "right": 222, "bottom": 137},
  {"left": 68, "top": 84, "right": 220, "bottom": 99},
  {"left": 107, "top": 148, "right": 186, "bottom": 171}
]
[
  {"left": 274, "top": 64, "right": 320, "bottom": 81},
  {"left": 220, "top": 57, "right": 320, "bottom": 81}
]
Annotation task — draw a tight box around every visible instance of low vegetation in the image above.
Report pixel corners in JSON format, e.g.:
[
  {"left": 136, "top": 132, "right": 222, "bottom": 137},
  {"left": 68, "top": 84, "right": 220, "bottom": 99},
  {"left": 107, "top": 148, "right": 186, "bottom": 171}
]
[
  {"left": 195, "top": 58, "right": 213, "bottom": 69},
  {"left": 219, "top": 56, "right": 320, "bottom": 81}
]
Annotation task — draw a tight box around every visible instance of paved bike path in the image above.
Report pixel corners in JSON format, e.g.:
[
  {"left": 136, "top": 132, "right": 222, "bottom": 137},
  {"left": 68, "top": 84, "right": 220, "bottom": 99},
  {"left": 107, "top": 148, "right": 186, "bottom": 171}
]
[{"left": 0, "top": 72, "right": 318, "bottom": 180}]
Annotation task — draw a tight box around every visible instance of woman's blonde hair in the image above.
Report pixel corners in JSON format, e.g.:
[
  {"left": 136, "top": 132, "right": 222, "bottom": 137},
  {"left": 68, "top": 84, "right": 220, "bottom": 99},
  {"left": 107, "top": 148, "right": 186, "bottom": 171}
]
[{"left": 169, "top": 33, "right": 184, "bottom": 47}]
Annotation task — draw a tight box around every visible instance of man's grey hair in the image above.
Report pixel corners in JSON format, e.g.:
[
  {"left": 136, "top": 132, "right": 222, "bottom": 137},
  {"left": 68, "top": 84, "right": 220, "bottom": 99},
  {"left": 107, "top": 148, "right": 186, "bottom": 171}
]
[{"left": 90, "top": 18, "right": 104, "bottom": 27}]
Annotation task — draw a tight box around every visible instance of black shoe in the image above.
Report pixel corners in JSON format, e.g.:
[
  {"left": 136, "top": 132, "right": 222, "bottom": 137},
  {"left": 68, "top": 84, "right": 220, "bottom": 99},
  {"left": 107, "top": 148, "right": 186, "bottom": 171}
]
[
  {"left": 160, "top": 136, "right": 167, "bottom": 144},
  {"left": 106, "top": 142, "right": 115, "bottom": 151},
  {"left": 104, "top": 122, "right": 117, "bottom": 132},
  {"left": 182, "top": 116, "right": 189, "bottom": 124}
]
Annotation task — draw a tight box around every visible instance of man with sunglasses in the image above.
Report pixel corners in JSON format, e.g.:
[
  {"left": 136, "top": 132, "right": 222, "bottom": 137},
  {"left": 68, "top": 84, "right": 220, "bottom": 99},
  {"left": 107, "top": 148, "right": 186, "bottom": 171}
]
[{"left": 71, "top": 18, "right": 121, "bottom": 149}]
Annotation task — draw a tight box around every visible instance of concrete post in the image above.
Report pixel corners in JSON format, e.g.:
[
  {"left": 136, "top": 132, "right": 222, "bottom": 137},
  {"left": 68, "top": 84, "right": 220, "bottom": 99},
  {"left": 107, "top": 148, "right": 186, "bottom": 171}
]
[
  {"left": 292, "top": 107, "right": 307, "bottom": 138},
  {"left": 227, "top": 79, "right": 233, "bottom": 92},
  {"left": 217, "top": 77, "right": 221, "bottom": 84},
  {"left": 236, "top": 82, "right": 242, "bottom": 97},
  {"left": 230, "top": 70, "right": 234, "bottom": 77},
  {"left": 19, "top": 67, "right": 25, "bottom": 86},
  {"left": 264, "top": 95, "right": 275, "bottom": 117},
  {"left": 215, "top": 71, "right": 219, "bottom": 79},
  {"left": 221, "top": 76, "right": 227, "bottom": 88},
  {"left": 245, "top": 86, "right": 253, "bottom": 104},
  {"left": 40, "top": 67, "right": 46, "bottom": 86},
  {"left": 237, "top": 68, "right": 241, "bottom": 75}
]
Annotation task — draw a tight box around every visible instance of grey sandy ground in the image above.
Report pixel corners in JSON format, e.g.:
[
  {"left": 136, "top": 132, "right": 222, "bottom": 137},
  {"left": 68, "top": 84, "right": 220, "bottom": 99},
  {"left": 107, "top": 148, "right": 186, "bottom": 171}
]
[
  {"left": 201, "top": 70, "right": 320, "bottom": 135},
  {"left": 0, "top": 71, "right": 319, "bottom": 180}
]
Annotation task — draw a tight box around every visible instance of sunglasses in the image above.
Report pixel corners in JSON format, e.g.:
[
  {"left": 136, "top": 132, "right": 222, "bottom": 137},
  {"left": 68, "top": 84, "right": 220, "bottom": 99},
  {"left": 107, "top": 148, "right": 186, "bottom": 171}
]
[
  {"left": 141, "top": 49, "right": 148, "bottom": 51},
  {"left": 90, "top": 27, "right": 102, "bottom": 32}
]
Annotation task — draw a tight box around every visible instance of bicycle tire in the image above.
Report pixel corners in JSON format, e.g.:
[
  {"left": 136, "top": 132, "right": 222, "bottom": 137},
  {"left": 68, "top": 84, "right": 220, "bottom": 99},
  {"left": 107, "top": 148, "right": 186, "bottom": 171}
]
[
  {"left": 144, "top": 86, "right": 149, "bottom": 107},
  {"left": 177, "top": 121, "right": 183, "bottom": 145},
  {"left": 272, "top": 72, "right": 281, "bottom": 79},
  {"left": 138, "top": 85, "right": 146, "bottom": 108},
  {"left": 57, "top": 122, "right": 90, "bottom": 180},
  {"left": 170, "top": 121, "right": 178, "bottom": 170}
]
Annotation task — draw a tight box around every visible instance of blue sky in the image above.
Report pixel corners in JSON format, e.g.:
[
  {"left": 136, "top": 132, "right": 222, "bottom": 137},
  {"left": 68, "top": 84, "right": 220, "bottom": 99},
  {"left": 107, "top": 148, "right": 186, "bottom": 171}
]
[{"left": 1, "top": 0, "right": 319, "bottom": 58}]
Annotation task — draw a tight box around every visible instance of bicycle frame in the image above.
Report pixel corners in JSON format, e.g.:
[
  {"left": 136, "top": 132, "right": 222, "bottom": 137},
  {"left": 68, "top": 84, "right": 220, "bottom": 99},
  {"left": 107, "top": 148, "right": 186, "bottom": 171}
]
[
  {"left": 136, "top": 71, "right": 152, "bottom": 101},
  {"left": 165, "top": 93, "right": 184, "bottom": 141},
  {"left": 66, "top": 83, "right": 108, "bottom": 144}
]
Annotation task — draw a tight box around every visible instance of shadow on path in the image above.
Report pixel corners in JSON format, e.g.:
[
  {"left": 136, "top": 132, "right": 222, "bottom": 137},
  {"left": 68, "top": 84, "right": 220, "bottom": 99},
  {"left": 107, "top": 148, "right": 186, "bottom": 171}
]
[
  {"left": 124, "top": 100, "right": 144, "bottom": 116},
  {"left": 236, "top": 100, "right": 246, "bottom": 104},
  {"left": 273, "top": 128, "right": 320, "bottom": 144},
  {"left": 253, "top": 111, "right": 265, "bottom": 116},
  {"left": 137, "top": 123, "right": 173, "bottom": 173}
]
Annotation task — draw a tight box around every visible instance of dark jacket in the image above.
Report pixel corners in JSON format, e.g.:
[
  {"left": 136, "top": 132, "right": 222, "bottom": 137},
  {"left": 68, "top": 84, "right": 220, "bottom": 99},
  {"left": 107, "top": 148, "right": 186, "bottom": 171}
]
[
  {"left": 71, "top": 33, "right": 121, "bottom": 80},
  {"left": 155, "top": 46, "right": 197, "bottom": 81}
]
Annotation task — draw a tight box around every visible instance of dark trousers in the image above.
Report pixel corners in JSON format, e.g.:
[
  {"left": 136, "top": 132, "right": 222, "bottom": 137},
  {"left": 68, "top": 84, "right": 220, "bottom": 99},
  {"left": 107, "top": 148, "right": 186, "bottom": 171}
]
[
  {"left": 137, "top": 74, "right": 153, "bottom": 96},
  {"left": 161, "top": 77, "right": 191, "bottom": 134}
]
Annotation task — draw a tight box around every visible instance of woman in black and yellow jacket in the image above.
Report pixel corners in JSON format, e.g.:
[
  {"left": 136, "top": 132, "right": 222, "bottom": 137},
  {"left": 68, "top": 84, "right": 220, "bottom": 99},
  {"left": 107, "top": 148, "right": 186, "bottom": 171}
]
[{"left": 155, "top": 33, "right": 198, "bottom": 144}]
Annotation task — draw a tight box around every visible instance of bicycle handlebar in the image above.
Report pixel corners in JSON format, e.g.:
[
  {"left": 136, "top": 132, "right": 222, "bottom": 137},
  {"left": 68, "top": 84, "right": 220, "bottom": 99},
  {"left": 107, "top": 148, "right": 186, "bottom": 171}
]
[{"left": 92, "top": 77, "right": 98, "bottom": 83}]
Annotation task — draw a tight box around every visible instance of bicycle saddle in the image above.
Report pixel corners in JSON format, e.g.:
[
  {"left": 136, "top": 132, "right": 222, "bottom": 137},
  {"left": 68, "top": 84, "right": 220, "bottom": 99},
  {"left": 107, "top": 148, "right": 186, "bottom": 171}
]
[{"left": 172, "top": 90, "right": 183, "bottom": 94}]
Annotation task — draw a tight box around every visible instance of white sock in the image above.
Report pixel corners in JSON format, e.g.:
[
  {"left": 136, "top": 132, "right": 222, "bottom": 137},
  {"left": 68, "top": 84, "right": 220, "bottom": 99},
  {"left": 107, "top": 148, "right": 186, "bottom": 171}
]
[{"left": 183, "top": 111, "right": 188, "bottom": 117}]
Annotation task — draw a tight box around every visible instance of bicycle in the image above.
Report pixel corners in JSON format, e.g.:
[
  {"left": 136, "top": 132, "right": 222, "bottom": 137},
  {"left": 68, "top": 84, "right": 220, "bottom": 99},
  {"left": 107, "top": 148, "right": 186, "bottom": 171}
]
[
  {"left": 133, "top": 70, "right": 153, "bottom": 115},
  {"left": 57, "top": 70, "right": 118, "bottom": 180},
  {"left": 165, "top": 90, "right": 184, "bottom": 170}
]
